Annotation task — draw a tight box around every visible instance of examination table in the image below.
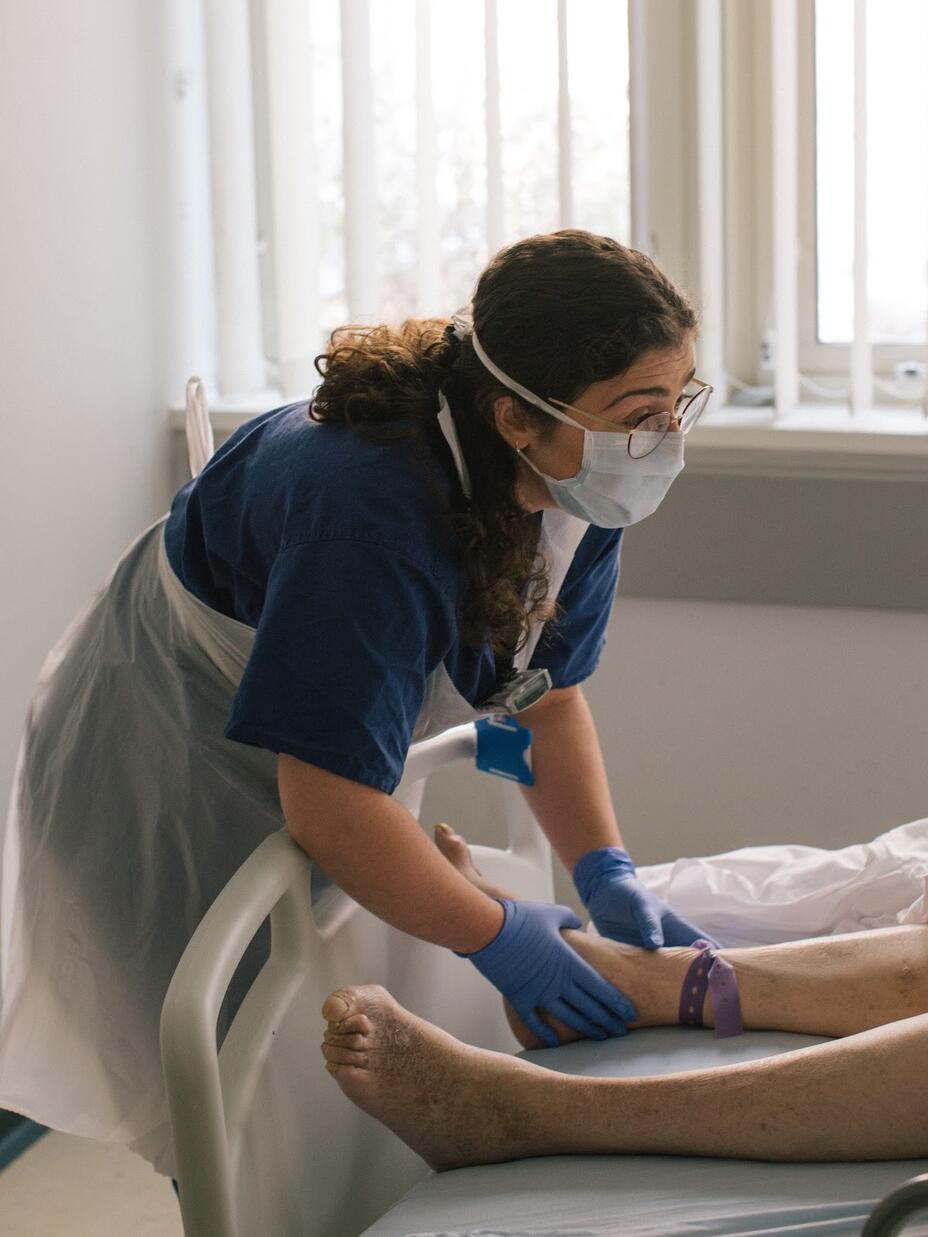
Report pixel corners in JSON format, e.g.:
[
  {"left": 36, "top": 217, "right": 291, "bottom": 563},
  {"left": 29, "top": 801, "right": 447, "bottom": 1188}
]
[{"left": 160, "top": 723, "right": 928, "bottom": 1237}]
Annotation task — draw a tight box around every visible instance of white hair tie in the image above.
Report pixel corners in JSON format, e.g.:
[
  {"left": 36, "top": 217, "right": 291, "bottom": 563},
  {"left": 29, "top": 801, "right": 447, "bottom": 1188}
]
[{"left": 451, "top": 303, "right": 474, "bottom": 341}]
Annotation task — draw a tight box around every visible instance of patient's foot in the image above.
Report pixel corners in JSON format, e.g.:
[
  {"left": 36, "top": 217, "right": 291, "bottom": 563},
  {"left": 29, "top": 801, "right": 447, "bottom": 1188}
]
[
  {"left": 321, "top": 984, "right": 555, "bottom": 1170},
  {"left": 433, "top": 823, "right": 700, "bottom": 1049},
  {"left": 433, "top": 822, "right": 511, "bottom": 900}
]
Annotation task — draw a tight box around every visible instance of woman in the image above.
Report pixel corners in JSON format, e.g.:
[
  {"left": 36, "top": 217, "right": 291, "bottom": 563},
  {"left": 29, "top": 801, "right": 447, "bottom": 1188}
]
[
  {"left": 321, "top": 825, "right": 928, "bottom": 1166},
  {"left": 0, "top": 230, "right": 714, "bottom": 1173}
]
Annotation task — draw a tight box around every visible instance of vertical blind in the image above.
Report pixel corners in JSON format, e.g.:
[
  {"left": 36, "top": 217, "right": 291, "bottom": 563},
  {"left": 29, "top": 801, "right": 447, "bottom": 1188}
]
[
  {"left": 173, "top": 0, "right": 926, "bottom": 420},
  {"left": 173, "top": 0, "right": 630, "bottom": 404},
  {"left": 770, "top": 0, "right": 800, "bottom": 418}
]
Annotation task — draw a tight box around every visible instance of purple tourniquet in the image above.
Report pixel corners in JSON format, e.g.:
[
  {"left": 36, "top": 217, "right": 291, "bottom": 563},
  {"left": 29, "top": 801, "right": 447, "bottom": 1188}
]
[{"left": 678, "top": 938, "right": 743, "bottom": 1038}]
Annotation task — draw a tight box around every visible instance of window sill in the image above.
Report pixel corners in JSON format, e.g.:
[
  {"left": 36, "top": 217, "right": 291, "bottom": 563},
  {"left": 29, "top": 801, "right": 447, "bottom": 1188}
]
[
  {"left": 170, "top": 400, "right": 928, "bottom": 481},
  {"left": 686, "top": 404, "right": 928, "bottom": 479}
]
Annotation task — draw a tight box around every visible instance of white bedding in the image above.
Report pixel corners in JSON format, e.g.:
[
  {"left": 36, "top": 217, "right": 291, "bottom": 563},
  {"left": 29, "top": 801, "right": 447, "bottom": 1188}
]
[
  {"left": 635, "top": 818, "right": 928, "bottom": 947},
  {"left": 363, "top": 1028, "right": 928, "bottom": 1236}
]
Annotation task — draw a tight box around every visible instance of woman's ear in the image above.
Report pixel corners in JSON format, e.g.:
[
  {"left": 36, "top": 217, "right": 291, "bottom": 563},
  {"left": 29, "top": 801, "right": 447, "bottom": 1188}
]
[{"left": 493, "top": 394, "right": 531, "bottom": 450}]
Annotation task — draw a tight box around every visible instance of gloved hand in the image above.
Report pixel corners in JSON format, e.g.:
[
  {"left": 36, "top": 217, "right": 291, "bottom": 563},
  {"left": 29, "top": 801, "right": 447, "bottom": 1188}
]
[
  {"left": 460, "top": 898, "right": 637, "bottom": 1047},
  {"left": 574, "top": 847, "right": 719, "bottom": 950}
]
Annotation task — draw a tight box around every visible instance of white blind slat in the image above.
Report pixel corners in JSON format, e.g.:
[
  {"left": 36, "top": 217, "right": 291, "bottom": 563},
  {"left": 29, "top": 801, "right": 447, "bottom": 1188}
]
[
  {"left": 265, "top": 0, "right": 320, "bottom": 397},
  {"left": 415, "top": 0, "right": 440, "bottom": 315},
  {"left": 628, "top": 0, "right": 650, "bottom": 254},
  {"left": 557, "top": 0, "right": 573, "bottom": 229},
  {"left": 771, "top": 0, "right": 799, "bottom": 418},
  {"left": 484, "top": 0, "right": 504, "bottom": 254},
  {"left": 340, "top": 0, "right": 379, "bottom": 320},
  {"left": 696, "top": 0, "right": 725, "bottom": 394},
  {"left": 851, "top": 0, "right": 871, "bottom": 415},
  {"left": 202, "top": 0, "right": 266, "bottom": 398},
  {"left": 164, "top": 0, "right": 216, "bottom": 404}
]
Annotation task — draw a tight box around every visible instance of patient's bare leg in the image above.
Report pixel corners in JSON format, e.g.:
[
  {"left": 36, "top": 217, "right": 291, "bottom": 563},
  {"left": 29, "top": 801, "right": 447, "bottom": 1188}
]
[
  {"left": 322, "top": 985, "right": 928, "bottom": 1168},
  {"left": 432, "top": 823, "right": 928, "bottom": 1046}
]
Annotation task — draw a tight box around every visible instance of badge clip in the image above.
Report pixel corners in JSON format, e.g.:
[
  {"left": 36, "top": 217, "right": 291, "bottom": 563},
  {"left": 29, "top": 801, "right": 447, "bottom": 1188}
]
[
  {"left": 475, "top": 715, "right": 535, "bottom": 786},
  {"left": 479, "top": 667, "right": 551, "bottom": 715}
]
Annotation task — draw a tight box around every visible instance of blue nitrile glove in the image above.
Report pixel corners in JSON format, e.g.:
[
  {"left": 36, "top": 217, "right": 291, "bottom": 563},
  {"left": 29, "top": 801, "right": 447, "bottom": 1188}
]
[
  {"left": 573, "top": 847, "right": 719, "bottom": 950},
  {"left": 459, "top": 897, "right": 637, "bottom": 1048}
]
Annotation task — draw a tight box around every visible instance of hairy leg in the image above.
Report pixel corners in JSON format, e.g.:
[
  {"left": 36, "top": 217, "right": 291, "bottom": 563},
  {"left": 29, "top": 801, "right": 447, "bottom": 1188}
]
[
  {"left": 432, "top": 823, "right": 928, "bottom": 1046},
  {"left": 322, "top": 984, "right": 928, "bottom": 1168}
]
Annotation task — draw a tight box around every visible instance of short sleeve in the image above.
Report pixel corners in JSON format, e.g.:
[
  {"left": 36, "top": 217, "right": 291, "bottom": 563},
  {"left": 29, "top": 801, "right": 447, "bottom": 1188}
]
[
  {"left": 528, "top": 527, "right": 623, "bottom": 688},
  {"left": 226, "top": 538, "right": 458, "bottom": 793}
]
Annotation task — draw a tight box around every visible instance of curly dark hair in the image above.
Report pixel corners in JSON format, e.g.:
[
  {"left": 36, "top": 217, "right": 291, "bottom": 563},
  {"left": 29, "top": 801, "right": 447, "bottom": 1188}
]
[{"left": 310, "top": 230, "right": 697, "bottom": 653}]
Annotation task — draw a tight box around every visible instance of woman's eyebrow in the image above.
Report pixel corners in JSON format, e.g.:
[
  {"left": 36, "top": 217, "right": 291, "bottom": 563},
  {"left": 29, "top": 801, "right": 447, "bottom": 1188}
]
[{"left": 606, "top": 367, "right": 697, "bottom": 407}]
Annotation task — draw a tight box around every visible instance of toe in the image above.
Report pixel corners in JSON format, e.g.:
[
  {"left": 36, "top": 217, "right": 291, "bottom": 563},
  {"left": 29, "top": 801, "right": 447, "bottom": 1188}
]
[
  {"left": 322, "top": 989, "right": 354, "bottom": 1021},
  {"left": 433, "top": 822, "right": 459, "bottom": 850},
  {"left": 324, "top": 1030, "right": 368, "bottom": 1050},
  {"left": 321, "top": 1041, "right": 368, "bottom": 1068},
  {"left": 325, "top": 1012, "right": 371, "bottom": 1036},
  {"left": 433, "top": 823, "right": 471, "bottom": 866}
]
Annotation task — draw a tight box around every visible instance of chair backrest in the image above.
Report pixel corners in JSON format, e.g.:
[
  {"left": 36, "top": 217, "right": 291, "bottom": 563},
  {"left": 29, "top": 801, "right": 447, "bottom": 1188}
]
[{"left": 160, "top": 722, "right": 553, "bottom": 1237}]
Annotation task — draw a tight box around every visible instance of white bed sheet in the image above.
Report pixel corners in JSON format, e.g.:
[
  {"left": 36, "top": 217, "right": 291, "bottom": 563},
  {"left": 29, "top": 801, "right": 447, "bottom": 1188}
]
[
  {"left": 635, "top": 819, "right": 928, "bottom": 948},
  {"left": 363, "top": 1027, "right": 928, "bottom": 1237}
]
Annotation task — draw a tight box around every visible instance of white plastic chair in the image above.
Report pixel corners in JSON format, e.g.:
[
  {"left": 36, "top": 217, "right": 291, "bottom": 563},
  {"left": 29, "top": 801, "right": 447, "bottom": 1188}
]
[{"left": 160, "top": 722, "right": 553, "bottom": 1237}]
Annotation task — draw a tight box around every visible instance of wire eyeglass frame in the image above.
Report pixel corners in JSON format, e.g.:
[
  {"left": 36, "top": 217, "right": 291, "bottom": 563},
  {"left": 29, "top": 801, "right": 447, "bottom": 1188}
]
[{"left": 548, "top": 377, "right": 714, "bottom": 459}]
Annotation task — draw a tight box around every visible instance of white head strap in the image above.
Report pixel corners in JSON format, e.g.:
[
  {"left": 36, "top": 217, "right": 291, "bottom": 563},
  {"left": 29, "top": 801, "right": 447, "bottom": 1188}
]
[
  {"left": 437, "top": 301, "right": 581, "bottom": 501},
  {"left": 455, "top": 303, "right": 579, "bottom": 430}
]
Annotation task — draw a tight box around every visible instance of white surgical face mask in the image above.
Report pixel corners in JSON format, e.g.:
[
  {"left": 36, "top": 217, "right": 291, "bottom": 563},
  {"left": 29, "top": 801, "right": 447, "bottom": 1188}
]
[
  {"left": 466, "top": 315, "right": 685, "bottom": 529},
  {"left": 518, "top": 423, "right": 684, "bottom": 528}
]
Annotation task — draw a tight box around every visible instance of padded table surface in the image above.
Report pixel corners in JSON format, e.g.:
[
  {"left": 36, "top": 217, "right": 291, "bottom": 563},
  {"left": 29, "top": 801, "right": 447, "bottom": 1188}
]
[{"left": 363, "top": 1027, "right": 928, "bottom": 1236}]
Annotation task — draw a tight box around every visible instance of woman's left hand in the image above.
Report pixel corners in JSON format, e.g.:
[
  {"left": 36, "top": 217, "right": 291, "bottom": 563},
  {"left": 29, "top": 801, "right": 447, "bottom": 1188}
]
[{"left": 573, "top": 846, "right": 719, "bottom": 950}]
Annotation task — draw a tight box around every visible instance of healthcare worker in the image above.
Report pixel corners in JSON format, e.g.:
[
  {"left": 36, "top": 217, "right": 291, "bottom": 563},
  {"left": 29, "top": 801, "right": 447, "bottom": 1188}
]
[{"left": 0, "top": 229, "right": 715, "bottom": 1176}]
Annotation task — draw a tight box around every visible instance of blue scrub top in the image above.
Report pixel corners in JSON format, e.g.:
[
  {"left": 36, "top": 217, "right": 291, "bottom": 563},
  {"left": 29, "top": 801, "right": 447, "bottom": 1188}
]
[{"left": 164, "top": 403, "right": 623, "bottom": 794}]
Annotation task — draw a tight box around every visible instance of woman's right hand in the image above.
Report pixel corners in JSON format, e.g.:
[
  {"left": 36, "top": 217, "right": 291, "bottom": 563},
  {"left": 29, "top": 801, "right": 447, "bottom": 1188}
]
[{"left": 460, "top": 898, "right": 637, "bottom": 1047}]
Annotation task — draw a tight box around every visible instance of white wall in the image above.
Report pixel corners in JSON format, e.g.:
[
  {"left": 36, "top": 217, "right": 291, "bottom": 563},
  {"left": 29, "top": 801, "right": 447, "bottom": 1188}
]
[
  {"left": 0, "top": 2, "right": 177, "bottom": 810},
  {"left": 421, "top": 598, "right": 928, "bottom": 914}
]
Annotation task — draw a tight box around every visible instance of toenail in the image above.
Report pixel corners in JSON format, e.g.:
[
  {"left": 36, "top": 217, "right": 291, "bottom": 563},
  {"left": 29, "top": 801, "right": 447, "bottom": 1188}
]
[{"left": 323, "top": 993, "right": 350, "bottom": 1020}]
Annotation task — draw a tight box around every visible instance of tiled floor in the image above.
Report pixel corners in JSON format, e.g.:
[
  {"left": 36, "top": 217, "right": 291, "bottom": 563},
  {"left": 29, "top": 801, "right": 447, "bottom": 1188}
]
[{"left": 0, "top": 1131, "right": 182, "bottom": 1237}]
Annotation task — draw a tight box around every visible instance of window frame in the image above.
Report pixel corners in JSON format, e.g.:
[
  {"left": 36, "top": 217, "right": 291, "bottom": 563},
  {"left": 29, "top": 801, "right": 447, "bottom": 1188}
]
[{"left": 796, "top": 0, "right": 924, "bottom": 379}]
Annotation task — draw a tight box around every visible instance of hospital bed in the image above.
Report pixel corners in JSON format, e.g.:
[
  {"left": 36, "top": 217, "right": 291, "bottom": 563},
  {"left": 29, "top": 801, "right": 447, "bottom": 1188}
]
[{"left": 161, "top": 723, "right": 928, "bottom": 1237}]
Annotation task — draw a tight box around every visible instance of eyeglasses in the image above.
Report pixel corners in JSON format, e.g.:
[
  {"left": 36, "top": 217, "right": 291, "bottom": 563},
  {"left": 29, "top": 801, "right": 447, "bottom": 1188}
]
[{"left": 549, "top": 377, "right": 714, "bottom": 459}]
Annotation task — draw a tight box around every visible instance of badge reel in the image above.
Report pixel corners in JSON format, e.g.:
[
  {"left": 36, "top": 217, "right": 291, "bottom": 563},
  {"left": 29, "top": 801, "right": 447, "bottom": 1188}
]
[{"left": 475, "top": 667, "right": 552, "bottom": 787}]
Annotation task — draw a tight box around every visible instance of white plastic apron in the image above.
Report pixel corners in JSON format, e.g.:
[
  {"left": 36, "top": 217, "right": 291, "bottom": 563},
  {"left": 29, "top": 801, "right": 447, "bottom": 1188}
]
[{"left": 0, "top": 384, "right": 586, "bottom": 1177}]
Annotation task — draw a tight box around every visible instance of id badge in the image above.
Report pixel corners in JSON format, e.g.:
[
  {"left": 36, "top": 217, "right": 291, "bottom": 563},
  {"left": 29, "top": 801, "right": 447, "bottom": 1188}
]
[{"left": 475, "top": 715, "right": 534, "bottom": 786}]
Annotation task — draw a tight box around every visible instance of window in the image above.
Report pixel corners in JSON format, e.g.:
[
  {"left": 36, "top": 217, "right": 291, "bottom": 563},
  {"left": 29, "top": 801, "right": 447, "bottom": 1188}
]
[{"left": 174, "top": 0, "right": 928, "bottom": 460}]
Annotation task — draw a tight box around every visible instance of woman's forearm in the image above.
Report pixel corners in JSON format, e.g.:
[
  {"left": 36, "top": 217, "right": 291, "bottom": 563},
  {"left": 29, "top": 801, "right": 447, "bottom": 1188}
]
[
  {"left": 278, "top": 754, "right": 505, "bottom": 953},
  {"left": 517, "top": 685, "right": 626, "bottom": 872}
]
